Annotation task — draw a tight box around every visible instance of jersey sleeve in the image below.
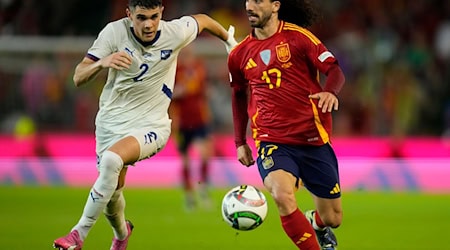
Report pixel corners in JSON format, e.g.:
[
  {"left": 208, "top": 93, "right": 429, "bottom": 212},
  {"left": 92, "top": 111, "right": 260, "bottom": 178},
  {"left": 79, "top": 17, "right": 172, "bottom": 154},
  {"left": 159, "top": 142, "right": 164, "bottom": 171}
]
[
  {"left": 171, "top": 16, "right": 199, "bottom": 49},
  {"left": 228, "top": 48, "right": 250, "bottom": 147},
  {"left": 302, "top": 35, "right": 345, "bottom": 95},
  {"left": 87, "top": 22, "right": 118, "bottom": 61},
  {"left": 228, "top": 48, "right": 247, "bottom": 90},
  {"left": 305, "top": 39, "right": 336, "bottom": 74}
]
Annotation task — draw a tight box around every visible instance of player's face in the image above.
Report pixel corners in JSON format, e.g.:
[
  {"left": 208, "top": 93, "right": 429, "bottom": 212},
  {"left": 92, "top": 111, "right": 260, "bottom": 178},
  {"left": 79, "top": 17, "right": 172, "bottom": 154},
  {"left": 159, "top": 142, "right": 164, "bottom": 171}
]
[
  {"left": 245, "top": 0, "right": 279, "bottom": 28},
  {"left": 127, "top": 6, "right": 164, "bottom": 42}
]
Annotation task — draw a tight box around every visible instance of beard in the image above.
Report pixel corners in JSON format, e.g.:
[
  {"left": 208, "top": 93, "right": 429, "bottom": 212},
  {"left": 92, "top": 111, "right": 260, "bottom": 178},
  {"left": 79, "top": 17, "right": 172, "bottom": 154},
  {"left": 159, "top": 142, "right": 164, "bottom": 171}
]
[{"left": 248, "top": 12, "right": 272, "bottom": 28}]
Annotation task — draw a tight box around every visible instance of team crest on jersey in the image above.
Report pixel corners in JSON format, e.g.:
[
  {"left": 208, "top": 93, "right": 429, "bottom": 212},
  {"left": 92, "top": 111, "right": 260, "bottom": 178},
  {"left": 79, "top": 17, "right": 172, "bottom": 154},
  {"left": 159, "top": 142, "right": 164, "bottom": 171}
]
[
  {"left": 160, "top": 50, "right": 173, "bottom": 60},
  {"left": 260, "top": 49, "right": 271, "bottom": 66},
  {"left": 276, "top": 43, "right": 291, "bottom": 63}
]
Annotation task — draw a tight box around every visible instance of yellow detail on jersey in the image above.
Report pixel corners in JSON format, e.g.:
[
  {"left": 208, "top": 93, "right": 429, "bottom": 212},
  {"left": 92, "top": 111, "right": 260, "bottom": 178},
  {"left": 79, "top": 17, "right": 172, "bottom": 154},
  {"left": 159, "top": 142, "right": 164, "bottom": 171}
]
[
  {"left": 296, "top": 232, "right": 313, "bottom": 244},
  {"left": 283, "top": 22, "right": 321, "bottom": 45},
  {"left": 251, "top": 109, "right": 259, "bottom": 132},
  {"left": 309, "top": 99, "right": 330, "bottom": 144},
  {"left": 282, "top": 62, "right": 293, "bottom": 69},
  {"left": 276, "top": 42, "right": 291, "bottom": 62},
  {"left": 252, "top": 109, "right": 260, "bottom": 148},
  {"left": 330, "top": 183, "right": 341, "bottom": 195},
  {"left": 278, "top": 21, "right": 285, "bottom": 33},
  {"left": 252, "top": 128, "right": 259, "bottom": 141},
  {"left": 245, "top": 58, "right": 257, "bottom": 70},
  {"left": 261, "top": 68, "right": 282, "bottom": 89},
  {"left": 255, "top": 138, "right": 261, "bottom": 149}
]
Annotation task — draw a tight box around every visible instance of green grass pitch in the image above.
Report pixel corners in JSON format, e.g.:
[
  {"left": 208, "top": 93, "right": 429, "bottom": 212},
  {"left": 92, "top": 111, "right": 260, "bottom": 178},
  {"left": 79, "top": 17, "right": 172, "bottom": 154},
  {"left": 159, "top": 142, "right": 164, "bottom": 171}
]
[{"left": 0, "top": 186, "right": 449, "bottom": 250}]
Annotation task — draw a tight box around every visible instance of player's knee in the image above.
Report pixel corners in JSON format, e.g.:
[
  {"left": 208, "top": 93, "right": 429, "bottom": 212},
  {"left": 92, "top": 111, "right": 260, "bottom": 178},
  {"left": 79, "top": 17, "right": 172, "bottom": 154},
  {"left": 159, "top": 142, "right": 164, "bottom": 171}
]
[
  {"left": 98, "top": 150, "right": 124, "bottom": 184},
  {"left": 321, "top": 210, "right": 342, "bottom": 228},
  {"left": 270, "top": 190, "right": 297, "bottom": 214},
  {"left": 100, "top": 151, "right": 124, "bottom": 173}
]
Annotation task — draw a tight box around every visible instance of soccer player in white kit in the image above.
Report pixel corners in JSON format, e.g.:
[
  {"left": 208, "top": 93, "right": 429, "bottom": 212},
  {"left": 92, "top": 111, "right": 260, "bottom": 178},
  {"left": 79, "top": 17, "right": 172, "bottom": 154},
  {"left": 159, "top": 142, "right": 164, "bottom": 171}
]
[{"left": 53, "top": 1, "right": 237, "bottom": 249}]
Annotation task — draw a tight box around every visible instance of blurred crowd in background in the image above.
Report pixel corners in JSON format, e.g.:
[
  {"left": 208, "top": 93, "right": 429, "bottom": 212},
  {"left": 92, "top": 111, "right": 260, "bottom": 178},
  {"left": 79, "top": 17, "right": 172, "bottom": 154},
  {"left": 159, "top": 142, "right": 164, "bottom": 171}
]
[{"left": 0, "top": 0, "right": 449, "bottom": 138}]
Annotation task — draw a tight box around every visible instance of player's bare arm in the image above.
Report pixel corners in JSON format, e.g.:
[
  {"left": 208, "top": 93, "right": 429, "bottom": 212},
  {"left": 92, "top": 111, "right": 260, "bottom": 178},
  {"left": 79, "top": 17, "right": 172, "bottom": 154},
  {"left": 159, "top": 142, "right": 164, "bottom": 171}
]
[
  {"left": 192, "top": 14, "right": 237, "bottom": 52},
  {"left": 73, "top": 51, "right": 132, "bottom": 87},
  {"left": 192, "top": 14, "right": 228, "bottom": 40}
]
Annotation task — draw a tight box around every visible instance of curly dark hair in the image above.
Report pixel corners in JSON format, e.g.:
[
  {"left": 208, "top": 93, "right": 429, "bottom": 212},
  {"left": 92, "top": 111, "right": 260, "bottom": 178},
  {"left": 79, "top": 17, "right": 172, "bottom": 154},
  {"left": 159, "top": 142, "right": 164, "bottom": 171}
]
[
  {"left": 278, "top": 0, "right": 321, "bottom": 27},
  {"left": 128, "top": 0, "right": 162, "bottom": 10}
]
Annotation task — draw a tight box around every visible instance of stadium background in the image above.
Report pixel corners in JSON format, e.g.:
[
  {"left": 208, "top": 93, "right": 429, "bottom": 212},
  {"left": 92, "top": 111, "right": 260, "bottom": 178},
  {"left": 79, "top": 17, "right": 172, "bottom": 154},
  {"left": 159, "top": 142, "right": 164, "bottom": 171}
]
[
  {"left": 1, "top": 0, "right": 449, "bottom": 190},
  {"left": 0, "top": 0, "right": 449, "bottom": 249}
]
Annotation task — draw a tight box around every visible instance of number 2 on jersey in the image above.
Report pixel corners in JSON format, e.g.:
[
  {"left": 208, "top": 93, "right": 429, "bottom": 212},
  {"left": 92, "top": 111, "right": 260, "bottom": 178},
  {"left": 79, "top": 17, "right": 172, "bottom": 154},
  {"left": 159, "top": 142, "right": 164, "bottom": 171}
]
[{"left": 133, "top": 63, "right": 149, "bottom": 82}]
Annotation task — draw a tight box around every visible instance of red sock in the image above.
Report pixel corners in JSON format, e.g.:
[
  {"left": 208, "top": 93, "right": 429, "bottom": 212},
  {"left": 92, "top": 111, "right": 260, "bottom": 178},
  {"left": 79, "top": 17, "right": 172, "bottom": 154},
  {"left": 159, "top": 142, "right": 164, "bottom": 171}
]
[
  {"left": 182, "top": 164, "right": 192, "bottom": 191},
  {"left": 200, "top": 161, "right": 209, "bottom": 184},
  {"left": 281, "top": 208, "right": 320, "bottom": 250},
  {"left": 314, "top": 210, "right": 326, "bottom": 228}
]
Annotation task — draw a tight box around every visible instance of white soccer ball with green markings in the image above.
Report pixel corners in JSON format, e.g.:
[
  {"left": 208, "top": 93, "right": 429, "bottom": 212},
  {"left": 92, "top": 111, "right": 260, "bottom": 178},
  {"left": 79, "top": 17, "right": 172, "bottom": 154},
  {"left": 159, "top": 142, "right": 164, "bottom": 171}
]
[{"left": 221, "top": 185, "right": 268, "bottom": 231}]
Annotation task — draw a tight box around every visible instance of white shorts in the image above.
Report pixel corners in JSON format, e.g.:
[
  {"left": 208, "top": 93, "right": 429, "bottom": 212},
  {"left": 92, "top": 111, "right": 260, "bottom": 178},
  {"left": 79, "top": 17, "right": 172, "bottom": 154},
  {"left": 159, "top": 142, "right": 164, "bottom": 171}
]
[
  {"left": 96, "top": 126, "right": 171, "bottom": 165},
  {"left": 130, "top": 126, "right": 171, "bottom": 161}
]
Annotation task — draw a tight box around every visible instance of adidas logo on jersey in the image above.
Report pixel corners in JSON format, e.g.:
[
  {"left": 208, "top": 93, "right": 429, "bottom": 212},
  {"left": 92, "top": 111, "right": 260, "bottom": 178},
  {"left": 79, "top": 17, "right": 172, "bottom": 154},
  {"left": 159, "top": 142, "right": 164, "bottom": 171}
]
[{"left": 245, "top": 58, "right": 257, "bottom": 70}]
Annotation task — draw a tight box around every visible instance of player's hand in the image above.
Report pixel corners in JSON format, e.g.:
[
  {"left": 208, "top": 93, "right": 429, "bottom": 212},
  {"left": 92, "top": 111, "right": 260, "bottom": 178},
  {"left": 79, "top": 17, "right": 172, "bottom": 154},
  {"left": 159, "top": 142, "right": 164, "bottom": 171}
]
[
  {"left": 223, "top": 25, "right": 238, "bottom": 54},
  {"left": 237, "top": 144, "right": 255, "bottom": 167},
  {"left": 101, "top": 51, "right": 132, "bottom": 70},
  {"left": 309, "top": 92, "right": 339, "bottom": 113}
]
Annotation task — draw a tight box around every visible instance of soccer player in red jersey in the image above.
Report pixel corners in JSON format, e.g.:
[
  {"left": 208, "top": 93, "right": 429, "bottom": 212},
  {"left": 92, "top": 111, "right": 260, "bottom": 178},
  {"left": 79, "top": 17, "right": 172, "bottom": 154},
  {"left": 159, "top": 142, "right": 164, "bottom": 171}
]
[
  {"left": 171, "top": 45, "right": 213, "bottom": 210},
  {"left": 227, "top": 0, "right": 345, "bottom": 249}
]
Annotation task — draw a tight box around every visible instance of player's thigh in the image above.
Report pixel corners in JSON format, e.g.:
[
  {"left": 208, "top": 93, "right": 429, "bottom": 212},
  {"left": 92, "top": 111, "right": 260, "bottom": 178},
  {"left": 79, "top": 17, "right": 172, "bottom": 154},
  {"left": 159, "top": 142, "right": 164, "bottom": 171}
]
[
  {"left": 263, "top": 169, "right": 298, "bottom": 215},
  {"left": 176, "top": 129, "right": 193, "bottom": 154},
  {"left": 195, "top": 136, "right": 213, "bottom": 158},
  {"left": 257, "top": 142, "right": 299, "bottom": 193},
  {"left": 191, "top": 126, "right": 211, "bottom": 156},
  {"left": 264, "top": 169, "right": 297, "bottom": 193},
  {"left": 108, "top": 136, "right": 141, "bottom": 165}
]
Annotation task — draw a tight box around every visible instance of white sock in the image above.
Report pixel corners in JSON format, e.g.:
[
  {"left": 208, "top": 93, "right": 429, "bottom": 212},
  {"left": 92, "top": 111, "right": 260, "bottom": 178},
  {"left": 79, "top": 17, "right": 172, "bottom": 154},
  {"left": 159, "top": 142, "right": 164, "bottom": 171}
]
[
  {"left": 104, "top": 188, "right": 127, "bottom": 240},
  {"left": 72, "top": 151, "right": 124, "bottom": 241}
]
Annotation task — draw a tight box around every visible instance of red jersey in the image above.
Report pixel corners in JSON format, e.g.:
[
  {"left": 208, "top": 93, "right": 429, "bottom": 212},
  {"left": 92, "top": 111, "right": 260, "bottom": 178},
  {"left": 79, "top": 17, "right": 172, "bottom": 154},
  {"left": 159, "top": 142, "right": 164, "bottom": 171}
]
[
  {"left": 172, "top": 59, "right": 210, "bottom": 129},
  {"left": 228, "top": 21, "right": 344, "bottom": 146}
]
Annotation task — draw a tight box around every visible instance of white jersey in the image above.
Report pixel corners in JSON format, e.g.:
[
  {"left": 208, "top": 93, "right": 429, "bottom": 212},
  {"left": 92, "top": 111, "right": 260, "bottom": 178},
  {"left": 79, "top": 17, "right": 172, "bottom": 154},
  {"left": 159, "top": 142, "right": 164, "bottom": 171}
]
[{"left": 87, "top": 16, "right": 198, "bottom": 155}]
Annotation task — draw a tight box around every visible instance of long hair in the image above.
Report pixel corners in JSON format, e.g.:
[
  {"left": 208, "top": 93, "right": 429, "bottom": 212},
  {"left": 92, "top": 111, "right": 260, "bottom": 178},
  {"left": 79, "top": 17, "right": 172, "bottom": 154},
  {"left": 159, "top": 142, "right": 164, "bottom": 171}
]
[
  {"left": 278, "top": 0, "right": 320, "bottom": 27},
  {"left": 128, "top": 0, "right": 162, "bottom": 10}
]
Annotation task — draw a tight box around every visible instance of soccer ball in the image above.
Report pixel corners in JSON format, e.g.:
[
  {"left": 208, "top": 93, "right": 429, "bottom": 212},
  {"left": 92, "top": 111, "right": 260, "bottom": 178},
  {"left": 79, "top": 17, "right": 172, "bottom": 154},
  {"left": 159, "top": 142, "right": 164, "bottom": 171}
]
[{"left": 221, "top": 184, "right": 268, "bottom": 231}]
